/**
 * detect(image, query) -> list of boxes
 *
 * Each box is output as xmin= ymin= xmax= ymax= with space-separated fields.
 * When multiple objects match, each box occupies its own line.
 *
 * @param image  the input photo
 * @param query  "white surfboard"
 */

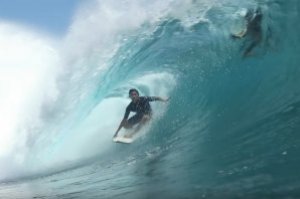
xmin=113 ymin=136 xmax=133 ymax=144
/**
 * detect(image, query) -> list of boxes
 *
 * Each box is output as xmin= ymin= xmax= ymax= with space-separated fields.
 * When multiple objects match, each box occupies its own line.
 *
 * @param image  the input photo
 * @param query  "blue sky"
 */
xmin=0 ymin=0 xmax=84 ymax=35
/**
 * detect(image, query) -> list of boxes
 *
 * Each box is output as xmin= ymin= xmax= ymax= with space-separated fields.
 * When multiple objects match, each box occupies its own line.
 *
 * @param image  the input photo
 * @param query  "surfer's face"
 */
xmin=129 ymin=91 xmax=139 ymax=102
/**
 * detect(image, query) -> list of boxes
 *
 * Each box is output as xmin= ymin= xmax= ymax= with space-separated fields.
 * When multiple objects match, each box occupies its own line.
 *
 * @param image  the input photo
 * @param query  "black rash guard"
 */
xmin=123 ymin=96 xmax=158 ymax=120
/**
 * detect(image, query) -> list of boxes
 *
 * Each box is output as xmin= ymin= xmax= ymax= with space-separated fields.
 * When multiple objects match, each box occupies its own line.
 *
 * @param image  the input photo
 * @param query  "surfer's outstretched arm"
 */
xmin=151 ymin=96 xmax=170 ymax=102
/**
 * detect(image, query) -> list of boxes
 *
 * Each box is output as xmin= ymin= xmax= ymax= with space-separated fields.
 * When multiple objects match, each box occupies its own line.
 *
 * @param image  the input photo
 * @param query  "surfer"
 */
xmin=232 ymin=8 xmax=263 ymax=57
xmin=113 ymin=88 xmax=169 ymax=138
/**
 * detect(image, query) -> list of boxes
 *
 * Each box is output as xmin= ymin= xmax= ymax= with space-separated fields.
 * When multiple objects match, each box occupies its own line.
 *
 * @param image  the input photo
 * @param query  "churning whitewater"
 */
xmin=0 ymin=0 xmax=300 ymax=198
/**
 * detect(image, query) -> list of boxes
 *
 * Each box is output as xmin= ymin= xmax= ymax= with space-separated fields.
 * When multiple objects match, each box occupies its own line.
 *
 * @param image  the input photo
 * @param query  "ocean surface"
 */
xmin=0 ymin=0 xmax=299 ymax=198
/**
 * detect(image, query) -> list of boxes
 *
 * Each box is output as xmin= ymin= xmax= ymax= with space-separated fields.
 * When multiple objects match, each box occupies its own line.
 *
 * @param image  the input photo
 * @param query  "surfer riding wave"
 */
xmin=113 ymin=88 xmax=169 ymax=138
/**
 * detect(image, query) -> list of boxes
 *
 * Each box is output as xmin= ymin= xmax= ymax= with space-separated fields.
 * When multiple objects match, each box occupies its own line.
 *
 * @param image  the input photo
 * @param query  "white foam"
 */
xmin=0 ymin=22 xmax=61 ymax=179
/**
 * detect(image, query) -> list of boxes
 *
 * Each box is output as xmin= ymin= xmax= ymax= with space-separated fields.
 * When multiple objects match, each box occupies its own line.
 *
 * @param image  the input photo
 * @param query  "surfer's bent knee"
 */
xmin=142 ymin=114 xmax=151 ymax=123
xmin=122 ymin=120 xmax=132 ymax=129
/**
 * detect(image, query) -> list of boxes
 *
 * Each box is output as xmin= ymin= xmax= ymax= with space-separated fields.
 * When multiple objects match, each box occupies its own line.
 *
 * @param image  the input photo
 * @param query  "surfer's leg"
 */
xmin=243 ymin=41 xmax=257 ymax=57
xmin=141 ymin=114 xmax=151 ymax=124
xmin=121 ymin=119 xmax=133 ymax=129
xmin=122 ymin=121 xmax=132 ymax=129
xmin=134 ymin=114 xmax=151 ymax=132
xmin=125 ymin=114 xmax=151 ymax=138
xmin=243 ymin=34 xmax=262 ymax=57
xmin=125 ymin=114 xmax=143 ymax=129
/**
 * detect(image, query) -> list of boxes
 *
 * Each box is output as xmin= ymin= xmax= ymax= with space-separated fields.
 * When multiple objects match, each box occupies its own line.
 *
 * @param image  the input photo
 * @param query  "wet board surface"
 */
xmin=113 ymin=136 xmax=133 ymax=144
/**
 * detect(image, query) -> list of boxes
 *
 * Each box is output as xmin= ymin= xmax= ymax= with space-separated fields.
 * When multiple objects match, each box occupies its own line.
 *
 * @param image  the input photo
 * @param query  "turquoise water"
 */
xmin=0 ymin=0 xmax=300 ymax=198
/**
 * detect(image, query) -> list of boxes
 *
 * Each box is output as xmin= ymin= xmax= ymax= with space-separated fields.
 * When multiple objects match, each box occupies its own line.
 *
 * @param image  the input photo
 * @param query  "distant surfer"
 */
xmin=232 ymin=8 xmax=263 ymax=57
xmin=113 ymin=88 xmax=169 ymax=138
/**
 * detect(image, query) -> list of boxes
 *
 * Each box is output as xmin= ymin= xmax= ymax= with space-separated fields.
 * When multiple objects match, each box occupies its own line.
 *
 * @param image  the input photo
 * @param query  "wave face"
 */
xmin=0 ymin=0 xmax=300 ymax=198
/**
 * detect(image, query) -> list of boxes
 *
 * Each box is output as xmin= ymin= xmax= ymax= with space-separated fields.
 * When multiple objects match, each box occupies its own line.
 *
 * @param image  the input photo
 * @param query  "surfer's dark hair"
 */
xmin=129 ymin=88 xmax=139 ymax=96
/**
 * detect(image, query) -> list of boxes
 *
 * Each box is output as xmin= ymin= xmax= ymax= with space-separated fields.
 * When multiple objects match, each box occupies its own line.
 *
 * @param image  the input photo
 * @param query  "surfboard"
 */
xmin=113 ymin=136 xmax=133 ymax=144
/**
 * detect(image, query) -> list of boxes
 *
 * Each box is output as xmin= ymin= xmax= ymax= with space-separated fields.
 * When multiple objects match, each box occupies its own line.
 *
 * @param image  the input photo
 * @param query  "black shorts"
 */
xmin=127 ymin=113 xmax=151 ymax=126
